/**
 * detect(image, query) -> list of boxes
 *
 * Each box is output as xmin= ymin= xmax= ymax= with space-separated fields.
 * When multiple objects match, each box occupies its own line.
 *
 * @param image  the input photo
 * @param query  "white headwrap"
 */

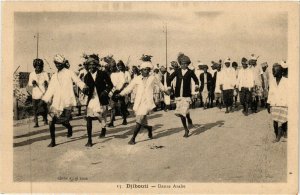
xmin=225 ymin=57 xmax=231 ymax=63
xmin=261 ymin=62 xmax=268 ymax=68
xmin=160 ymin=64 xmax=167 ymax=70
xmin=54 ymin=54 xmax=66 ymax=64
xmin=250 ymin=54 xmax=258 ymax=61
xmin=198 ymin=62 xmax=204 ymax=66
xmin=140 ymin=61 xmax=153 ymax=69
xmin=281 ymin=60 xmax=288 ymax=68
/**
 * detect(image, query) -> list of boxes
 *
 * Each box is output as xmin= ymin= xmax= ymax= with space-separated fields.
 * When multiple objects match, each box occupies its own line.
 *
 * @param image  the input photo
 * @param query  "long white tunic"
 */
xmin=237 ymin=68 xmax=255 ymax=90
xmin=219 ymin=67 xmax=236 ymax=90
xmin=267 ymin=77 xmax=288 ymax=107
xmin=42 ymin=68 xmax=85 ymax=112
xmin=111 ymin=72 xmax=126 ymax=90
xmin=120 ymin=75 xmax=166 ymax=115
xmin=251 ymin=65 xmax=263 ymax=87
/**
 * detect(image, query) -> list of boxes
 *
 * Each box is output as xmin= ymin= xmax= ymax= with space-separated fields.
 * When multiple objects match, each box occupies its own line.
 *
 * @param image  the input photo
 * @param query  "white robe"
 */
xmin=42 ymin=68 xmax=85 ymax=113
xmin=120 ymin=75 xmax=166 ymax=115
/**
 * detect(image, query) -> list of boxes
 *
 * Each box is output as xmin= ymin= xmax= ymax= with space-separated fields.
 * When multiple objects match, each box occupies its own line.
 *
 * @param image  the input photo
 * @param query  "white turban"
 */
xmin=160 ymin=65 xmax=167 ymax=70
xmin=140 ymin=61 xmax=153 ymax=69
xmin=281 ymin=60 xmax=288 ymax=68
xmin=225 ymin=57 xmax=231 ymax=63
xmin=198 ymin=62 xmax=204 ymax=66
xmin=53 ymin=54 xmax=66 ymax=64
xmin=250 ymin=54 xmax=258 ymax=61
xmin=261 ymin=62 xmax=268 ymax=68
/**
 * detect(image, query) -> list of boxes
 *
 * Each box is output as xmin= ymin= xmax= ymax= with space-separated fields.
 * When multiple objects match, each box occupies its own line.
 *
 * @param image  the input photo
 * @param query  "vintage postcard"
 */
xmin=1 ymin=1 xmax=299 ymax=194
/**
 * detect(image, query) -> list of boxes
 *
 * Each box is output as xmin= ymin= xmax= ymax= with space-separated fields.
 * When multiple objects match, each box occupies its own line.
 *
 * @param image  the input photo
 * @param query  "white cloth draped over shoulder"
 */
xmin=42 ymin=68 xmax=86 ymax=113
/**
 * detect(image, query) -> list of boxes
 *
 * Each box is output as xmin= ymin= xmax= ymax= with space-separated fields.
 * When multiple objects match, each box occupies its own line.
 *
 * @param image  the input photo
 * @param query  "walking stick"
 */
xmin=14 ymin=66 xmax=20 ymax=74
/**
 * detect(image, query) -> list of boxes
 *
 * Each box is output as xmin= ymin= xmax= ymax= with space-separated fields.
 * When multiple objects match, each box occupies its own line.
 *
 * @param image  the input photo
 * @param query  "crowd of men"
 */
xmin=27 ymin=52 xmax=288 ymax=147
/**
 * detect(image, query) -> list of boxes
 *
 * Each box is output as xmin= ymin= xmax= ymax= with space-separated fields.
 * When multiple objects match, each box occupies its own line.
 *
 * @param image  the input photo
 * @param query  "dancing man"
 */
xmin=83 ymin=54 xmax=114 ymax=147
xmin=167 ymin=53 xmax=199 ymax=137
xmin=41 ymin=54 xmax=88 ymax=147
xmin=117 ymin=54 xmax=169 ymax=145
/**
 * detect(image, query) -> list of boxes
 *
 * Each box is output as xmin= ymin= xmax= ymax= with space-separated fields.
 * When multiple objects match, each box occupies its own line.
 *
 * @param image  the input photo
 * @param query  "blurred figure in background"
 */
xmin=153 ymin=64 xmax=162 ymax=111
xmin=212 ymin=60 xmax=223 ymax=109
xmin=28 ymin=58 xmax=49 ymax=127
xmin=160 ymin=65 xmax=171 ymax=111
xmin=249 ymin=54 xmax=263 ymax=113
xmin=237 ymin=57 xmax=254 ymax=116
xmin=232 ymin=61 xmax=239 ymax=108
xmin=190 ymin=65 xmax=198 ymax=109
xmin=199 ymin=64 xmax=213 ymax=109
xmin=219 ymin=58 xmax=236 ymax=113
xmin=261 ymin=62 xmax=270 ymax=108
xmin=129 ymin=65 xmax=140 ymax=108
xmin=109 ymin=60 xmax=129 ymax=126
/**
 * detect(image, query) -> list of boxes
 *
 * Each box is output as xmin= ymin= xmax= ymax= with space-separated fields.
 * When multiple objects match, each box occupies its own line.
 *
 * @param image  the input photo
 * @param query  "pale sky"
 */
xmin=14 ymin=11 xmax=287 ymax=72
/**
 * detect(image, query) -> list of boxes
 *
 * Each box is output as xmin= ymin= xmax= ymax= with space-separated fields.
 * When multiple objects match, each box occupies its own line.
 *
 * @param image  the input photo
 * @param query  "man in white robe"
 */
xmin=41 ymin=54 xmax=88 ymax=147
xmin=118 ymin=55 xmax=169 ymax=145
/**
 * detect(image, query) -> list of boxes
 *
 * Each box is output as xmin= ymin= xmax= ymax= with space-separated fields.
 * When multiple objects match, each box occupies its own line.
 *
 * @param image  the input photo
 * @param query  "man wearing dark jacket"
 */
xmin=199 ymin=64 xmax=213 ymax=109
xmin=211 ymin=62 xmax=223 ymax=109
xmin=160 ymin=65 xmax=171 ymax=111
xmin=167 ymin=53 xmax=199 ymax=138
xmin=83 ymin=54 xmax=114 ymax=147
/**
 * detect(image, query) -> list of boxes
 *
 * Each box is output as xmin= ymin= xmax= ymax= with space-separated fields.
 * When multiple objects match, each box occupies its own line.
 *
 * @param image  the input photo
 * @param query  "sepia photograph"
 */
xmin=1 ymin=1 xmax=299 ymax=194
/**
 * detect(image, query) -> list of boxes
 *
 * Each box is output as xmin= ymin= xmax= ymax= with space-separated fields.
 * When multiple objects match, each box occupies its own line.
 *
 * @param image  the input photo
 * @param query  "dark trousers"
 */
xmin=273 ymin=121 xmax=288 ymax=141
xmin=239 ymin=88 xmax=252 ymax=113
xmin=251 ymin=96 xmax=259 ymax=112
xmin=119 ymin=96 xmax=128 ymax=118
xmin=223 ymin=89 xmax=234 ymax=107
xmin=210 ymin=90 xmax=215 ymax=107
xmin=112 ymin=96 xmax=128 ymax=118
xmin=239 ymin=88 xmax=251 ymax=107
xmin=49 ymin=109 xmax=73 ymax=144
xmin=32 ymin=99 xmax=48 ymax=125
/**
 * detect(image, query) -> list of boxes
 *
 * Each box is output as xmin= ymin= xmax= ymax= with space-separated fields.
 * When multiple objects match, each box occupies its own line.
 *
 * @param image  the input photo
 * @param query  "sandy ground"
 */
xmin=13 ymin=106 xmax=287 ymax=182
